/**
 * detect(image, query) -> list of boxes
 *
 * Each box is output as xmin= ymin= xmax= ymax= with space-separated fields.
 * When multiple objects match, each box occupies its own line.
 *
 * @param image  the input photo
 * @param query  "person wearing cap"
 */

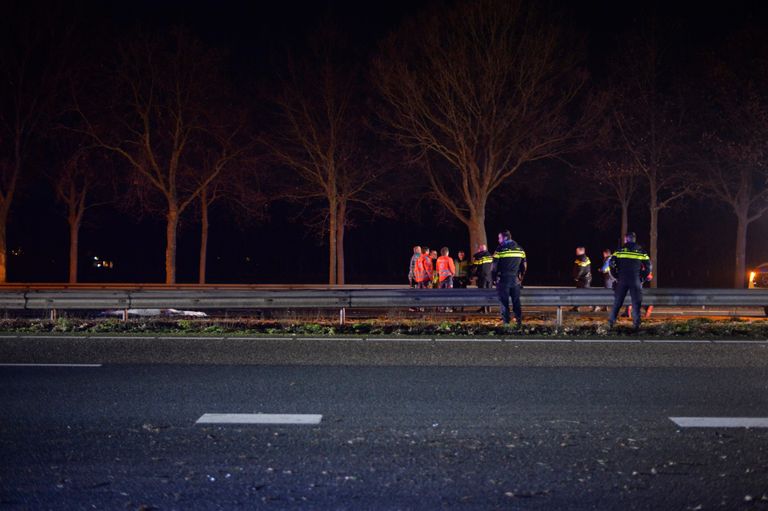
xmin=608 ymin=231 xmax=653 ymax=330
xmin=492 ymin=230 xmax=527 ymax=326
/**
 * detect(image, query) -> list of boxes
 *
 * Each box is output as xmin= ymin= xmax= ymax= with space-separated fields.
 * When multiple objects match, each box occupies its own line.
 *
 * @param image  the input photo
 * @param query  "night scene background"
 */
xmin=3 ymin=0 xmax=768 ymax=287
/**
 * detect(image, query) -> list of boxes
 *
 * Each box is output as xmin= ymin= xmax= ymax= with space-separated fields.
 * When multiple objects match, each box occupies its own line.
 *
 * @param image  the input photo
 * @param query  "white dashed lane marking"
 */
xmin=0 ymin=363 xmax=102 ymax=367
xmin=670 ymin=417 xmax=768 ymax=428
xmin=196 ymin=413 xmax=322 ymax=425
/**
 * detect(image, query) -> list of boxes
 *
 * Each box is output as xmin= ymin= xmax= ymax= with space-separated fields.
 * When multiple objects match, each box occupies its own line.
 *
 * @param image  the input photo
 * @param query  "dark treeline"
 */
xmin=2 ymin=0 xmax=768 ymax=287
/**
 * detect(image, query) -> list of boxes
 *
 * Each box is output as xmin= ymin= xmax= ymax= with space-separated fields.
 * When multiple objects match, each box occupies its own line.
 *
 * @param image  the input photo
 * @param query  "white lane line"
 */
xmin=644 ymin=340 xmax=712 ymax=344
xmin=196 ymin=413 xmax=322 ymax=425
xmin=0 ymin=363 xmax=102 ymax=367
xmin=712 ymin=340 xmax=768 ymax=344
xmin=670 ymin=417 xmax=768 ymax=428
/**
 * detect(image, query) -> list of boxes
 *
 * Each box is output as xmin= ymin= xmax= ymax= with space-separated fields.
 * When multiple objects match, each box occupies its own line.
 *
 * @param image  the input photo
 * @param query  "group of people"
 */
xmin=407 ymin=231 xmax=527 ymax=326
xmin=408 ymin=230 xmax=653 ymax=330
xmin=571 ymin=232 xmax=654 ymax=329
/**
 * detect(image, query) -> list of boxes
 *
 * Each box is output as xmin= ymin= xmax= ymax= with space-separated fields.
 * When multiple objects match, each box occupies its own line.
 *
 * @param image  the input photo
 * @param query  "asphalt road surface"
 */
xmin=2 ymin=336 xmax=768 ymax=510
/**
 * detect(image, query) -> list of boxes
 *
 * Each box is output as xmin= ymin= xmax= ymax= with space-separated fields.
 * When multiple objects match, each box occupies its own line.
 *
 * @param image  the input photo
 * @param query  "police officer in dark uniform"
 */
xmin=573 ymin=247 xmax=592 ymax=288
xmin=471 ymin=244 xmax=494 ymax=313
xmin=471 ymin=244 xmax=494 ymax=289
xmin=492 ymin=230 xmax=527 ymax=326
xmin=608 ymin=232 xmax=652 ymax=330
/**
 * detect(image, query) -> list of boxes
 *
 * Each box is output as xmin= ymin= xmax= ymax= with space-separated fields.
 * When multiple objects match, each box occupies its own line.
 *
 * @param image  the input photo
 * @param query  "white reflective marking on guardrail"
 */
xmin=505 ymin=338 xmax=572 ymax=343
xmin=0 ymin=363 xmax=102 ymax=367
xmin=432 ymin=338 xmax=502 ymax=342
xmin=196 ymin=413 xmax=322 ymax=425
xmin=573 ymin=339 xmax=642 ymax=343
xmin=670 ymin=417 xmax=768 ymax=428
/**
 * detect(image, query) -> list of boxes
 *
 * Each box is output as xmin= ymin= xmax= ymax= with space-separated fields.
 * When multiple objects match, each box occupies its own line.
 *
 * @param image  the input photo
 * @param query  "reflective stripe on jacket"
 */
xmin=436 ymin=256 xmax=456 ymax=281
xmin=413 ymin=254 xmax=433 ymax=282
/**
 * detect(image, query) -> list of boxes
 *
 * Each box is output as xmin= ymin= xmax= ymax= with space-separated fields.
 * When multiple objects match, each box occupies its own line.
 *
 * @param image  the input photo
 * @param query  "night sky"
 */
xmin=6 ymin=0 xmax=768 ymax=286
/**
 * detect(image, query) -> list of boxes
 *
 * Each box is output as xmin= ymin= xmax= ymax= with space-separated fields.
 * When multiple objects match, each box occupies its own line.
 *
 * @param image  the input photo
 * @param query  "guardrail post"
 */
xmin=339 ymin=307 xmax=346 ymax=326
xmin=555 ymin=306 xmax=563 ymax=327
xmin=50 ymin=308 xmax=57 ymax=321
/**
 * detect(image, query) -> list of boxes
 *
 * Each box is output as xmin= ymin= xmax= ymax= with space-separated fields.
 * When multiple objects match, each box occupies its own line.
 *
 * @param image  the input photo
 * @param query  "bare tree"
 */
xmin=590 ymin=160 xmax=640 ymax=243
xmin=74 ymin=29 xmax=233 ymax=284
xmin=374 ymin=0 xmax=595 ymax=252
xmin=192 ymin=134 xmax=257 ymax=284
xmin=699 ymin=41 xmax=768 ymax=288
xmin=611 ymin=29 xmax=695 ymax=287
xmin=262 ymin=38 xmax=388 ymax=285
xmin=51 ymin=147 xmax=107 ymax=283
xmin=0 ymin=7 xmax=68 ymax=282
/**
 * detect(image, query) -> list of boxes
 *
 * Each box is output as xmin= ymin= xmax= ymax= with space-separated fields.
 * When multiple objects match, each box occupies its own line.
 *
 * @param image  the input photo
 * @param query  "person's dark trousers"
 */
xmin=497 ymin=277 xmax=522 ymax=325
xmin=479 ymin=278 xmax=493 ymax=312
xmin=609 ymin=280 xmax=642 ymax=328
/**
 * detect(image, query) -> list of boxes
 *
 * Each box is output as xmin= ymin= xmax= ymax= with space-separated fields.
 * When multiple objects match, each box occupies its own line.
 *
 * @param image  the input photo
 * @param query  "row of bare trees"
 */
xmin=3 ymin=1 xmax=768 ymax=286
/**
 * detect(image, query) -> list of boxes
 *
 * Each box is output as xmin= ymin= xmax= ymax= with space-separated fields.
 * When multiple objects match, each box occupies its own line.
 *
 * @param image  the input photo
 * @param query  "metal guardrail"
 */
xmin=1 ymin=287 xmax=767 ymax=325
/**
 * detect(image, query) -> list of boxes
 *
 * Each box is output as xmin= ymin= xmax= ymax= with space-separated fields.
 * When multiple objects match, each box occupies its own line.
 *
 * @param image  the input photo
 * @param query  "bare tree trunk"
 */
xmin=68 ymin=213 xmax=80 ymax=283
xmin=199 ymin=191 xmax=209 ymax=285
xmin=328 ymin=199 xmax=337 ymax=285
xmin=648 ymin=183 xmax=659 ymax=288
xmin=0 ymin=205 xmax=8 ymax=283
xmin=336 ymin=200 xmax=346 ymax=285
xmin=165 ymin=206 xmax=179 ymax=285
xmin=734 ymin=208 xmax=748 ymax=289
xmin=620 ymin=199 xmax=629 ymax=244
xmin=468 ymin=213 xmax=487 ymax=253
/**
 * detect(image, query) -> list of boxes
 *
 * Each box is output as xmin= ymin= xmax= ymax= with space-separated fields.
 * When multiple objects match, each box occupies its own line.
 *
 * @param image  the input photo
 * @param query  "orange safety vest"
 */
xmin=436 ymin=256 xmax=456 ymax=281
xmin=413 ymin=254 xmax=433 ymax=282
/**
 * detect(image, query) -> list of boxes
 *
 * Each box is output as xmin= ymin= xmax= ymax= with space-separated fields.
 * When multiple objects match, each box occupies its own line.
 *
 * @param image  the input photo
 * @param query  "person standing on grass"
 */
xmin=608 ymin=232 xmax=652 ymax=331
xmin=492 ymin=230 xmax=527 ymax=327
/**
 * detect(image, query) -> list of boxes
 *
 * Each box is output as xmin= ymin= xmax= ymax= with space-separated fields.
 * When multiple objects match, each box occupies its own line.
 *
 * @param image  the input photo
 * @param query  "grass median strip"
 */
xmin=1 ymin=316 xmax=768 ymax=340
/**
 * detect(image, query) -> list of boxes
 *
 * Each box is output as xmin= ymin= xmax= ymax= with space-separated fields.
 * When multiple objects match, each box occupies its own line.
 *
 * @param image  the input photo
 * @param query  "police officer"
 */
xmin=471 ymin=244 xmax=493 ymax=289
xmin=492 ymin=230 xmax=527 ymax=326
xmin=608 ymin=232 xmax=652 ymax=330
xmin=472 ymin=244 xmax=494 ymax=313
xmin=573 ymin=247 xmax=592 ymax=288
xmin=572 ymin=246 xmax=592 ymax=312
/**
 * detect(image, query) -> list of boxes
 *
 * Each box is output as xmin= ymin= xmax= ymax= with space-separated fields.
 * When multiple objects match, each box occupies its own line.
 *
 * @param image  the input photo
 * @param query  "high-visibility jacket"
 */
xmin=436 ymin=256 xmax=456 ymax=282
xmin=491 ymin=241 xmax=527 ymax=282
xmin=454 ymin=258 xmax=469 ymax=278
xmin=471 ymin=250 xmax=493 ymax=283
xmin=413 ymin=254 xmax=433 ymax=283
xmin=609 ymin=243 xmax=652 ymax=283
xmin=573 ymin=254 xmax=592 ymax=283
